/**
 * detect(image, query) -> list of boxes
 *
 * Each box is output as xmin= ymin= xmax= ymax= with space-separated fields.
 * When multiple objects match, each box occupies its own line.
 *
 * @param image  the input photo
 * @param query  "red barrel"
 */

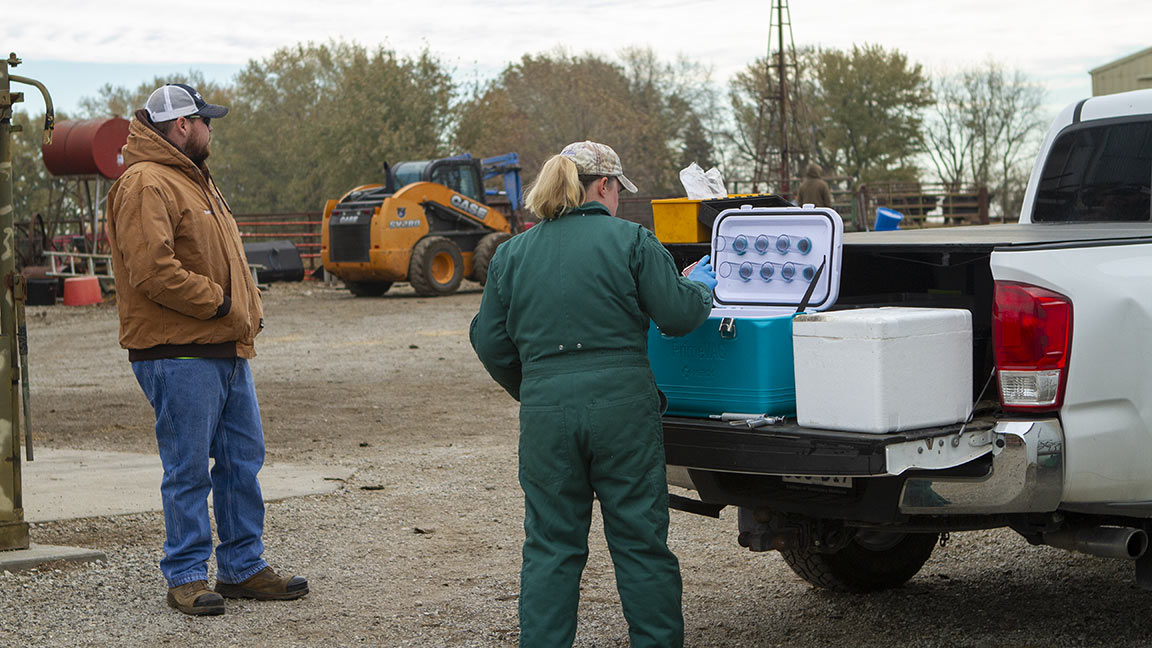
xmin=41 ymin=118 xmax=130 ymax=179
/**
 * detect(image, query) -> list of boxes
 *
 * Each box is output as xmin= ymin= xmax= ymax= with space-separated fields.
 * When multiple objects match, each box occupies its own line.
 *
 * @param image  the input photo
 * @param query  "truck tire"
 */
xmin=470 ymin=231 xmax=512 ymax=285
xmin=409 ymin=236 xmax=464 ymax=296
xmin=780 ymin=530 xmax=938 ymax=592
xmin=345 ymin=280 xmax=392 ymax=297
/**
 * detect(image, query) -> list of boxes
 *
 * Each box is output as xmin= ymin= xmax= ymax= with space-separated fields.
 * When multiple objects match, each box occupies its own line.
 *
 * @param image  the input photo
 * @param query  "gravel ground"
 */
xmin=4 ymin=281 xmax=1152 ymax=647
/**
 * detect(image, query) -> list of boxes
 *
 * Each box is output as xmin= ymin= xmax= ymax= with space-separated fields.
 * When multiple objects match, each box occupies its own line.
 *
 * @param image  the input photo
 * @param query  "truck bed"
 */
xmin=659 ymin=221 xmax=1152 ymax=481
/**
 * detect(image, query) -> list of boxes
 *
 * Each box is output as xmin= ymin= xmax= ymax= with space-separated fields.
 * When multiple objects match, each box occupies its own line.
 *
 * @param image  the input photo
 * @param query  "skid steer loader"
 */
xmin=321 ymin=153 xmax=522 ymax=297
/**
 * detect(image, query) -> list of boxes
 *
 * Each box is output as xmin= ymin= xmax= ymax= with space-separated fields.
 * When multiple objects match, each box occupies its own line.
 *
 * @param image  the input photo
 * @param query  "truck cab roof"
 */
xmin=1019 ymin=88 xmax=1152 ymax=224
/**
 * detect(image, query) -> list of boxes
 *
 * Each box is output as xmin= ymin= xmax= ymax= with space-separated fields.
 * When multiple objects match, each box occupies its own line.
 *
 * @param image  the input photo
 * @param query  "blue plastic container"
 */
xmin=874 ymin=207 xmax=904 ymax=231
xmin=648 ymin=315 xmax=797 ymax=417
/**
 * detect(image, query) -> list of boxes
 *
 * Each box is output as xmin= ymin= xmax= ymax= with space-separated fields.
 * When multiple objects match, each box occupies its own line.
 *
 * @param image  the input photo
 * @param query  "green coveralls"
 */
xmin=470 ymin=201 xmax=712 ymax=647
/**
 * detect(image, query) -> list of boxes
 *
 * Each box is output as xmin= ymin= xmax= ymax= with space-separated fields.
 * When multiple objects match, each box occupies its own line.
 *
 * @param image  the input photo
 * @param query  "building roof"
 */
xmin=1090 ymin=45 xmax=1152 ymax=75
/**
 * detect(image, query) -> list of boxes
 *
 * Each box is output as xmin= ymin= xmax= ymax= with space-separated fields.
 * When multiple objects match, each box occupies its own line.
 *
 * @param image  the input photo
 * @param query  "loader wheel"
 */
xmin=779 ymin=530 xmax=938 ymax=592
xmin=409 ymin=236 xmax=464 ymax=296
xmin=345 ymin=280 xmax=392 ymax=297
xmin=470 ymin=231 xmax=512 ymax=286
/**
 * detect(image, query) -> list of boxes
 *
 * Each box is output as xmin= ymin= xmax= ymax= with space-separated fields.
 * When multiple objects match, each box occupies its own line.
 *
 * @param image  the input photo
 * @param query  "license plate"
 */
xmin=780 ymin=475 xmax=854 ymax=488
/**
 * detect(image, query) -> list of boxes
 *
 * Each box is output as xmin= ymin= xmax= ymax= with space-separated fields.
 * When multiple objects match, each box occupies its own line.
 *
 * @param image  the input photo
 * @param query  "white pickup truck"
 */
xmin=663 ymin=88 xmax=1152 ymax=591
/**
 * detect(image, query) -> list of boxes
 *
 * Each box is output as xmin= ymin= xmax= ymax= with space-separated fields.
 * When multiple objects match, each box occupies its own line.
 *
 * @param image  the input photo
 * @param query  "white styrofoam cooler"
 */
xmin=792 ymin=307 xmax=972 ymax=433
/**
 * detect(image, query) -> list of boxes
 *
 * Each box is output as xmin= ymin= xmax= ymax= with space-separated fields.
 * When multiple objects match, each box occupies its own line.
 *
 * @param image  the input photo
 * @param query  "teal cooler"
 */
xmin=648 ymin=314 xmax=796 ymax=417
xmin=648 ymin=205 xmax=844 ymax=418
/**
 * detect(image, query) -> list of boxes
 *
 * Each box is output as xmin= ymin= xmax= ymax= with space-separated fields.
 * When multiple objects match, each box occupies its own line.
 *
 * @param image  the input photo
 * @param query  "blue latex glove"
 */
xmin=688 ymin=254 xmax=718 ymax=290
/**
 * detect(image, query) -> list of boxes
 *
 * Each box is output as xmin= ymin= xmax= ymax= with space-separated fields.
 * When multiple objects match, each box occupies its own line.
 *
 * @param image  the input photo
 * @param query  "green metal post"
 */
xmin=0 ymin=52 xmax=52 ymax=551
xmin=0 ymin=51 xmax=28 ymax=551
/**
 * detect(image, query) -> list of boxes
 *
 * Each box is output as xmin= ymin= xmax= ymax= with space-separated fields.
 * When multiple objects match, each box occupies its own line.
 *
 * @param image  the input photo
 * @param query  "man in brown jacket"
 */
xmin=796 ymin=162 xmax=833 ymax=208
xmin=106 ymin=84 xmax=307 ymax=616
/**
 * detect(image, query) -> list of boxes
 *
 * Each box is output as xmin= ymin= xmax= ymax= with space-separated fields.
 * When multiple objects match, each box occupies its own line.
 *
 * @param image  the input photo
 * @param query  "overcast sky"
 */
xmin=5 ymin=0 xmax=1149 ymax=123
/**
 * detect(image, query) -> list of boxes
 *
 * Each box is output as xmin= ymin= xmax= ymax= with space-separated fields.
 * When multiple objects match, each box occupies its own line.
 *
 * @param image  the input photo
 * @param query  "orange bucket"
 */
xmin=62 ymin=276 xmax=102 ymax=306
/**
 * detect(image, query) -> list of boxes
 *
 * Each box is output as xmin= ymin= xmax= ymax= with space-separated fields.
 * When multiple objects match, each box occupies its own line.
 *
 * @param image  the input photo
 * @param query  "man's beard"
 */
xmin=183 ymin=132 xmax=211 ymax=165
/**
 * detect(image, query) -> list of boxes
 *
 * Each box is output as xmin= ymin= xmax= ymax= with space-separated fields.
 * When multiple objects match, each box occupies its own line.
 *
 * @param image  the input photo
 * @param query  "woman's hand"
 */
xmin=687 ymin=255 xmax=717 ymax=290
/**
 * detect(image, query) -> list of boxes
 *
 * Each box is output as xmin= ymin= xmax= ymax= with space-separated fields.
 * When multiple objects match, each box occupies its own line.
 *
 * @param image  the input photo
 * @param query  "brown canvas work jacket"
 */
xmin=796 ymin=163 xmax=833 ymax=208
xmin=106 ymin=111 xmax=263 ymax=360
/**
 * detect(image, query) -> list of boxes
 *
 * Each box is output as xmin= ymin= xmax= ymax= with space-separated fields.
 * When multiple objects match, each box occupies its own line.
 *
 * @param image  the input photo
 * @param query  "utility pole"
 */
xmin=776 ymin=0 xmax=789 ymax=197
xmin=0 ymin=52 xmax=52 ymax=551
xmin=768 ymin=0 xmax=799 ymax=199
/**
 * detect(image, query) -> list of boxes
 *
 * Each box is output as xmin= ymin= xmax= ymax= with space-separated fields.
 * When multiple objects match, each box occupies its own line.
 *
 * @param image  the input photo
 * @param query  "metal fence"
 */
xmin=43 ymin=250 xmax=113 ymax=279
xmin=719 ymin=178 xmax=994 ymax=231
xmin=233 ymin=212 xmax=323 ymax=270
xmin=857 ymin=182 xmax=990 ymax=230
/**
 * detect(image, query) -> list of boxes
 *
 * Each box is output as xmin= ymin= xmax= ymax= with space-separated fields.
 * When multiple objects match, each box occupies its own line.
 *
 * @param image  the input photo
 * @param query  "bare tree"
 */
xmin=993 ymin=68 xmax=1046 ymax=220
xmin=618 ymin=48 xmax=723 ymax=174
xmin=924 ymin=73 xmax=975 ymax=190
xmin=963 ymin=66 xmax=1001 ymax=189
xmin=922 ymin=61 xmax=1046 ymax=219
xmin=727 ymin=57 xmax=778 ymax=191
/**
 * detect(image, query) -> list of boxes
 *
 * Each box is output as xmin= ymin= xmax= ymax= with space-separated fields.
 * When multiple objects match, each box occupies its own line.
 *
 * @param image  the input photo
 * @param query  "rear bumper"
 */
xmin=898 ymin=419 xmax=1064 ymax=514
xmin=663 ymin=417 xmax=1064 ymax=517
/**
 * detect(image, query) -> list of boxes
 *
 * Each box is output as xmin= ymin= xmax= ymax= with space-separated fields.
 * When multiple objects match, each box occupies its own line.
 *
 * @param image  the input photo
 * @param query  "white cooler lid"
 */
xmin=710 ymin=205 xmax=843 ymax=316
xmin=793 ymin=307 xmax=973 ymax=339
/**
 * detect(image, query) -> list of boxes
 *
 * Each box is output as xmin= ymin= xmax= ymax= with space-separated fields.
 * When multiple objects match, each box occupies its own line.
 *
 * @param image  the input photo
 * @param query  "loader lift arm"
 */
xmin=481 ymin=152 xmax=523 ymax=212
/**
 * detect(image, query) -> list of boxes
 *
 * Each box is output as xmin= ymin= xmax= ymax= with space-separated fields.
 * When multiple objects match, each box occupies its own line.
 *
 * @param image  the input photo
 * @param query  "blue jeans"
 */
xmin=132 ymin=358 xmax=269 ymax=587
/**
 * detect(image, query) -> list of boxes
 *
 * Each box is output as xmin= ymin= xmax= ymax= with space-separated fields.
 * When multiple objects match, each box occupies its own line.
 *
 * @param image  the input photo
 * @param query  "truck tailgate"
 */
xmin=663 ymin=415 xmax=994 ymax=477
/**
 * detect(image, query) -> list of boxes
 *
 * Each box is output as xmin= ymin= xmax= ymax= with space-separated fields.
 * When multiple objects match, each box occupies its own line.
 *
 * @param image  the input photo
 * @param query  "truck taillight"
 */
xmin=993 ymin=281 xmax=1073 ymax=411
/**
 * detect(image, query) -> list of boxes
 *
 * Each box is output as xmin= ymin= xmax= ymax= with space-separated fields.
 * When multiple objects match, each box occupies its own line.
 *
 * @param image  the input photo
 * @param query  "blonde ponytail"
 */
xmin=525 ymin=155 xmax=585 ymax=220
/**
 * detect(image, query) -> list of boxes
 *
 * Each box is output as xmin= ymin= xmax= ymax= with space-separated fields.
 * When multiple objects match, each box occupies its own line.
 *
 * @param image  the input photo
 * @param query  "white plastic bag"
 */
xmin=679 ymin=162 xmax=728 ymax=200
xmin=703 ymin=167 xmax=728 ymax=197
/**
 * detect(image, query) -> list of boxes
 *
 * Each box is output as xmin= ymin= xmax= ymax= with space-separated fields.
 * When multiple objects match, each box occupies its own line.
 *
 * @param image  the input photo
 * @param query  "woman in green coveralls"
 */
xmin=470 ymin=141 xmax=718 ymax=647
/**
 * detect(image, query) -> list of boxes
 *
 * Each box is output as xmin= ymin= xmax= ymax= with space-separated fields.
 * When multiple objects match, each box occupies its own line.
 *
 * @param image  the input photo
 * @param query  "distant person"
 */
xmin=105 ymin=84 xmax=308 ymax=616
xmin=796 ymin=162 xmax=833 ymax=207
xmin=470 ymin=140 xmax=716 ymax=647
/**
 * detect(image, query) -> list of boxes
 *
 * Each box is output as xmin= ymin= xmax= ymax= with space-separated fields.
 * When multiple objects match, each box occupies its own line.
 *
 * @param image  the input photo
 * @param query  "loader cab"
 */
xmin=393 ymin=158 xmax=486 ymax=204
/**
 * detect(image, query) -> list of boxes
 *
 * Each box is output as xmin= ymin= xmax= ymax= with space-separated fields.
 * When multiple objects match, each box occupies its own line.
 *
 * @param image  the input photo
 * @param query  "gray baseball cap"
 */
xmin=145 ymin=83 xmax=228 ymax=122
xmin=560 ymin=141 xmax=638 ymax=193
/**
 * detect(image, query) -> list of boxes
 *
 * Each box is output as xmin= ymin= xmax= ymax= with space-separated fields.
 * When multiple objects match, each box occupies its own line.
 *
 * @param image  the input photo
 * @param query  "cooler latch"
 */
xmin=718 ymin=317 xmax=736 ymax=339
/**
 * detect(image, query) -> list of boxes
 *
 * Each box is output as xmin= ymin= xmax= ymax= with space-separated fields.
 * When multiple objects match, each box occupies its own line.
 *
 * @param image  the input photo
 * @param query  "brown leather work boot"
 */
xmin=167 ymin=580 xmax=226 ymax=616
xmin=215 ymin=566 xmax=309 ymax=601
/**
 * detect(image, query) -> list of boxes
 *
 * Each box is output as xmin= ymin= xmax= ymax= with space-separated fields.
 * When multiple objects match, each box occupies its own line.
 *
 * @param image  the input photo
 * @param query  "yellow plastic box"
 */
xmin=651 ymin=195 xmax=794 ymax=244
xmin=651 ymin=198 xmax=706 ymax=243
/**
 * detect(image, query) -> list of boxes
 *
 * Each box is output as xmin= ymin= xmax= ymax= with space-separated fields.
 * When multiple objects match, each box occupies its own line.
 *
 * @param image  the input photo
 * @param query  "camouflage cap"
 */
xmin=560 ymin=141 xmax=638 ymax=193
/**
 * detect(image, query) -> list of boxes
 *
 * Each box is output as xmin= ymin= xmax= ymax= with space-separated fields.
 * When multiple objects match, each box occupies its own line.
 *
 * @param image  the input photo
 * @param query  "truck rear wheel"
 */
xmin=345 ymin=280 xmax=392 ymax=297
xmin=780 ymin=530 xmax=938 ymax=592
xmin=470 ymin=231 xmax=512 ymax=286
xmin=409 ymin=236 xmax=464 ymax=296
